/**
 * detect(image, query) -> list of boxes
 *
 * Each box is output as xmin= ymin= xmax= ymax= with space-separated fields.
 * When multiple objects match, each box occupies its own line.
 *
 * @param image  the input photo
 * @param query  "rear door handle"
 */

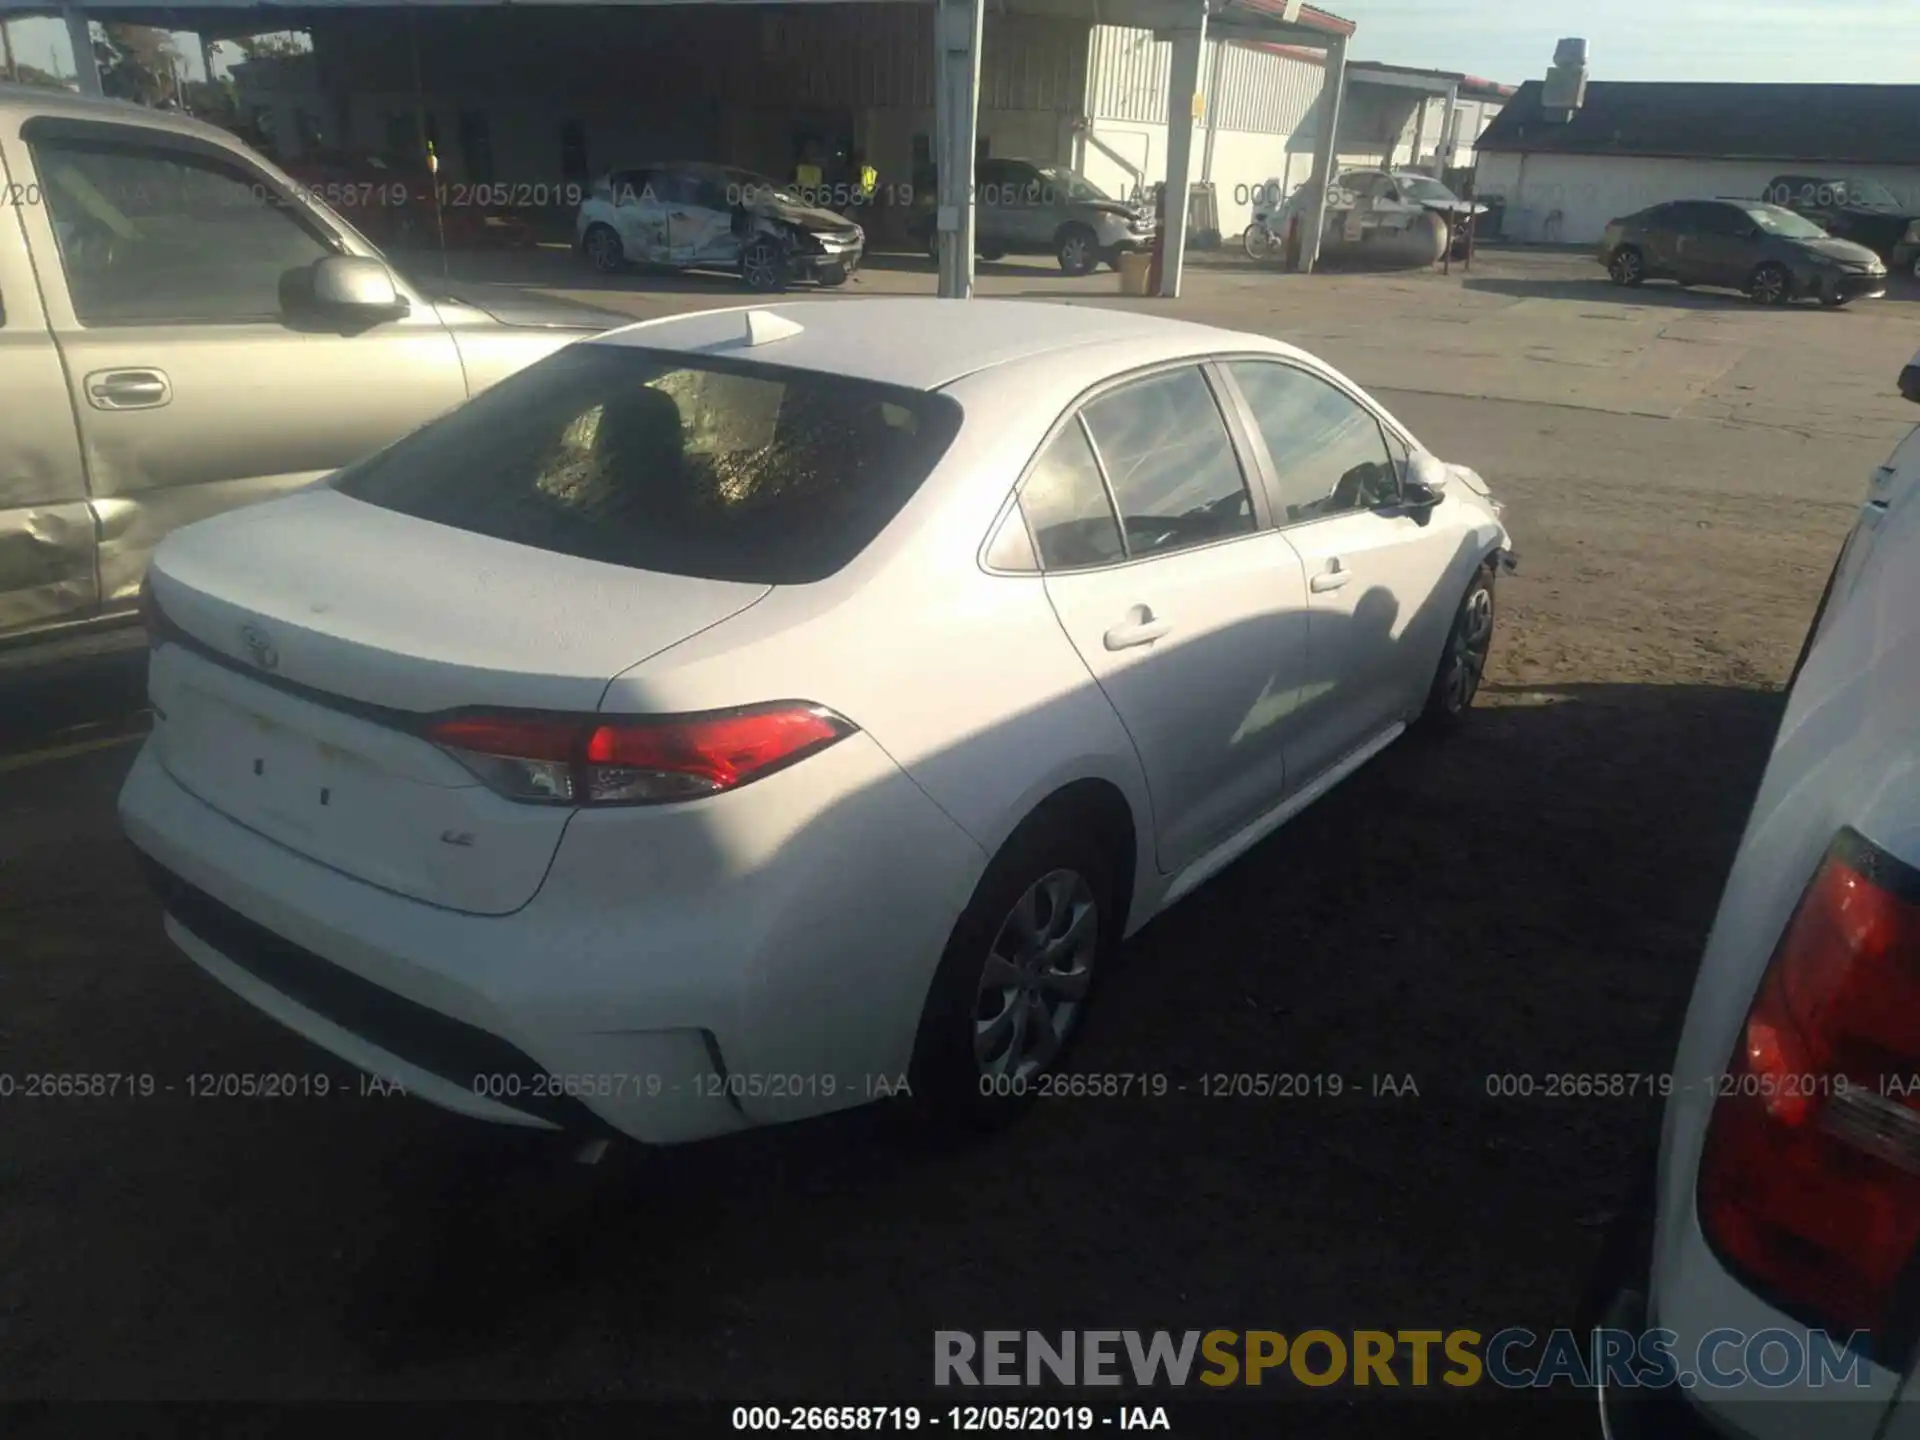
xmin=1103 ymin=610 xmax=1172 ymax=651
xmin=85 ymin=368 xmax=172 ymax=411
xmin=1310 ymin=563 xmax=1352 ymax=593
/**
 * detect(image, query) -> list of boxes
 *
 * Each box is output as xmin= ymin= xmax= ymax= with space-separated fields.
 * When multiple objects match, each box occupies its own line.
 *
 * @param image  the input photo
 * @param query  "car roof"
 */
xmin=0 ymin=83 xmax=246 ymax=146
xmin=590 ymin=298 xmax=1278 ymax=391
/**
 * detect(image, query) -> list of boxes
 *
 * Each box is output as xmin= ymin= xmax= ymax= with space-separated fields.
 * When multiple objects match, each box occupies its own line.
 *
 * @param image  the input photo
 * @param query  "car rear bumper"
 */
xmin=118 ymin=732 xmax=981 ymax=1145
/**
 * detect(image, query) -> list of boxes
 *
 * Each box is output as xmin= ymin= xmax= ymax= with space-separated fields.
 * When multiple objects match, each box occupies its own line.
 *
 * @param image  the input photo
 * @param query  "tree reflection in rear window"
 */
xmin=332 ymin=343 xmax=963 ymax=585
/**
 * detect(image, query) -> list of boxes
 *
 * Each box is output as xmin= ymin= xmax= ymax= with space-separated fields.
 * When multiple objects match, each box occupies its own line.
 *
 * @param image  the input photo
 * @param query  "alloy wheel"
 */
xmin=742 ymin=239 xmax=784 ymax=291
xmin=974 ymin=869 xmax=1097 ymax=1081
xmin=1751 ymin=264 xmax=1790 ymax=305
xmin=1609 ymin=249 xmax=1642 ymax=285
xmin=1443 ymin=586 xmax=1495 ymax=714
xmin=584 ymin=227 xmax=623 ymax=273
xmin=1058 ymin=232 xmax=1093 ymax=275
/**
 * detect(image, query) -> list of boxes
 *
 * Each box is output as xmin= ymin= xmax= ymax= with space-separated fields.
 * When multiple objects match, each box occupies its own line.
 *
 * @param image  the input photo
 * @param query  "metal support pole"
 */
xmin=1198 ymin=35 xmax=1224 ymax=186
xmin=1156 ymin=3 xmax=1206 ymax=298
xmin=63 ymin=4 xmax=101 ymax=97
xmin=932 ymin=0 xmax=983 ymax=299
xmin=1 ymin=20 xmax=17 ymax=83
xmin=1436 ymin=82 xmax=1458 ymax=176
xmin=1300 ymin=34 xmax=1347 ymax=275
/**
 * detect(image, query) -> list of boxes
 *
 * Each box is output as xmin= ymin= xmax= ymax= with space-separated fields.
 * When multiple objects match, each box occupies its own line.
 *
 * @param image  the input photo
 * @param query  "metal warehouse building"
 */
xmin=4 ymin=0 xmax=1510 ymax=292
xmin=1476 ymin=80 xmax=1920 ymax=246
xmin=6 ymin=0 xmax=1357 ymax=290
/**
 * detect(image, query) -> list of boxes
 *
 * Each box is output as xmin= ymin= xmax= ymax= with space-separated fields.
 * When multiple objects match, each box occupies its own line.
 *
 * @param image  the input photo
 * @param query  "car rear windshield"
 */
xmin=331 ymin=343 xmax=963 ymax=585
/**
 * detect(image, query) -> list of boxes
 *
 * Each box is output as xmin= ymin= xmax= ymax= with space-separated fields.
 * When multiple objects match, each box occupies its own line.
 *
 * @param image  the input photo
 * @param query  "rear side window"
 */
xmin=1019 ymin=421 xmax=1124 ymax=571
xmin=333 ymin=345 xmax=962 ymax=585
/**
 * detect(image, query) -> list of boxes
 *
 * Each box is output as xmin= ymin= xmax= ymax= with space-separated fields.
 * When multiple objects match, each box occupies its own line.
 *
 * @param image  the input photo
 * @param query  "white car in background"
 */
xmin=1596 ymin=350 xmax=1920 ymax=1440
xmin=119 ymin=299 xmax=1512 ymax=1147
xmin=574 ymin=161 xmax=864 ymax=292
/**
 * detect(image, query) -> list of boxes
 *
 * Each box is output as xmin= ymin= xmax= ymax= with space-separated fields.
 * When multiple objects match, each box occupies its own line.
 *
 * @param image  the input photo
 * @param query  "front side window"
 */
xmin=1747 ymin=204 xmax=1829 ymax=240
xmin=333 ymin=344 xmax=963 ymax=585
xmin=1398 ymin=175 xmax=1458 ymax=205
xmin=1079 ymin=367 xmax=1254 ymax=559
xmin=1227 ymin=361 xmax=1399 ymax=523
xmin=29 ymin=133 xmax=334 ymax=325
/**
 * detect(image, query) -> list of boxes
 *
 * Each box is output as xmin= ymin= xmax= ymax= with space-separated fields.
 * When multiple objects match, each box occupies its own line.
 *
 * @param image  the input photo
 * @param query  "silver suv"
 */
xmin=0 ymin=85 xmax=623 ymax=655
xmin=912 ymin=158 xmax=1156 ymax=275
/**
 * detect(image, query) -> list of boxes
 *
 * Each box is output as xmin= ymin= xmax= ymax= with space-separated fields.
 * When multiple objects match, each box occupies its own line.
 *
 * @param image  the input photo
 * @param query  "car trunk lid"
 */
xmin=144 ymin=487 xmax=768 ymax=914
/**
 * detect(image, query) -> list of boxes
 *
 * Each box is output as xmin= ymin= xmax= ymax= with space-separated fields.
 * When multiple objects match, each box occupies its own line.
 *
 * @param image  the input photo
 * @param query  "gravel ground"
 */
xmin=1 ymin=251 xmax=1914 ymax=1432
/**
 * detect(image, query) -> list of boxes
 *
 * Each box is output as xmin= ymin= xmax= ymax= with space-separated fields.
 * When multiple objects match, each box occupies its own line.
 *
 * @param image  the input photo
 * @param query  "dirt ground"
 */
xmin=2 ymin=248 xmax=1916 ymax=1430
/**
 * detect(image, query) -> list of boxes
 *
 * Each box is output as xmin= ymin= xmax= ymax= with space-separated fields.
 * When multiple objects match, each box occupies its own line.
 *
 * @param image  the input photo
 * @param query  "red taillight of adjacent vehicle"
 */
xmin=1698 ymin=829 xmax=1920 ymax=1337
xmin=424 ymin=703 xmax=857 ymax=806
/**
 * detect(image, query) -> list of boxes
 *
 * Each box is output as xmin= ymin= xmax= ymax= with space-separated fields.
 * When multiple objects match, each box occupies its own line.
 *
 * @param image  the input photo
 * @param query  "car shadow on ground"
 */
xmin=0 ymin=665 xmax=1787 ymax=1413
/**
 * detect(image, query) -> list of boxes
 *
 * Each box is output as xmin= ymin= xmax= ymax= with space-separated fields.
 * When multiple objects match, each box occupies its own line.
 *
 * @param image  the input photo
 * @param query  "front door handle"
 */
xmin=85 ymin=368 xmax=172 ymax=411
xmin=1310 ymin=562 xmax=1352 ymax=594
xmin=1103 ymin=607 xmax=1172 ymax=651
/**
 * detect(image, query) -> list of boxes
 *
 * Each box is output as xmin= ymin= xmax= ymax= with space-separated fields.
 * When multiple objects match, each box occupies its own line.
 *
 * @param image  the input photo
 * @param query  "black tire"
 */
xmin=1420 ymin=564 xmax=1497 ymax=730
xmin=1607 ymin=245 xmax=1645 ymax=287
xmin=1056 ymin=223 xmax=1098 ymax=277
xmin=818 ymin=268 xmax=851 ymax=288
xmin=1749 ymin=261 xmax=1792 ymax=306
xmin=979 ymin=245 xmax=1006 ymax=262
xmin=581 ymin=223 xmax=625 ymax=274
xmin=908 ymin=808 xmax=1118 ymax=1132
xmin=740 ymin=236 xmax=788 ymax=293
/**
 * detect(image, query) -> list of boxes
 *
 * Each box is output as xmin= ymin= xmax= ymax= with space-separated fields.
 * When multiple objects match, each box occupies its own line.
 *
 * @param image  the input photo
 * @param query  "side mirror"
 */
xmin=299 ymin=255 xmax=409 ymax=322
xmin=1406 ymin=450 xmax=1452 ymax=495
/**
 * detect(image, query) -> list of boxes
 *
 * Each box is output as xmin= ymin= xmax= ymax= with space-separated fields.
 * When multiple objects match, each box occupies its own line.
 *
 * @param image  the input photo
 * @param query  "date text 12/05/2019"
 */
xmin=729 ymin=1405 xmax=1173 ymax=1431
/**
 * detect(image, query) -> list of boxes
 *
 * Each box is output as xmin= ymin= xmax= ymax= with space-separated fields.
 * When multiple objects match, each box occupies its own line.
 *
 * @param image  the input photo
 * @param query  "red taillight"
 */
xmin=1698 ymin=830 xmax=1920 ymax=1336
xmin=424 ymin=703 xmax=856 ymax=806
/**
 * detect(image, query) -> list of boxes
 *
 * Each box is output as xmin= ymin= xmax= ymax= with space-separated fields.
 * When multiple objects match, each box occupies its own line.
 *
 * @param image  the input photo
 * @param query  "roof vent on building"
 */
xmin=1541 ymin=37 xmax=1589 ymax=123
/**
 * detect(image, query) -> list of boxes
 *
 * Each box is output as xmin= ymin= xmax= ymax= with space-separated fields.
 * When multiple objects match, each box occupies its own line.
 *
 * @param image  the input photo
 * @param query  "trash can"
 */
xmin=1116 ymin=251 xmax=1152 ymax=295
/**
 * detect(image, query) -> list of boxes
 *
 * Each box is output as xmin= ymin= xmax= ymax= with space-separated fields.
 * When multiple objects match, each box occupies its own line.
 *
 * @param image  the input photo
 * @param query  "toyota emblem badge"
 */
xmin=239 ymin=622 xmax=279 ymax=672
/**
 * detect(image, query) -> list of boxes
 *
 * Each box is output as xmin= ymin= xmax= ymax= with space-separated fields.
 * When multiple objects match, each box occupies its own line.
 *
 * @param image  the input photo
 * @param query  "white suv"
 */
xmin=1598 ymin=350 xmax=1920 ymax=1438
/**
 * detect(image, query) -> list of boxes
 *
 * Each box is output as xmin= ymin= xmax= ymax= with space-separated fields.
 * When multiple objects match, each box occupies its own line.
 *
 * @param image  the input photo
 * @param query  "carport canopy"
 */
xmin=0 ymin=0 xmax=1356 ymax=296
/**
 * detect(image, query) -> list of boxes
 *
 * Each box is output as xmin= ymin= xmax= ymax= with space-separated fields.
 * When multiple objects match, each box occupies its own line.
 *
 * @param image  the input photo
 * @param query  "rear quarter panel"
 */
xmin=1649 ymin=429 xmax=1920 ymax=1432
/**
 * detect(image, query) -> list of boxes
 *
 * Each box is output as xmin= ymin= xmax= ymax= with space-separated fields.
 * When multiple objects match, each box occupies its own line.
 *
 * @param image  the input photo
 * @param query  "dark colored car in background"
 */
xmin=1599 ymin=198 xmax=1888 ymax=307
xmin=1766 ymin=174 xmax=1920 ymax=280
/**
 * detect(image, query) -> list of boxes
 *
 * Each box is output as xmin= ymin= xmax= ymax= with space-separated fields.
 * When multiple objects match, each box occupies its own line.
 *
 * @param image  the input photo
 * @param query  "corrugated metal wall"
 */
xmin=1086 ymin=26 xmax=1325 ymax=137
xmin=1086 ymin=25 xmax=1167 ymax=124
xmin=1212 ymin=42 xmax=1326 ymax=136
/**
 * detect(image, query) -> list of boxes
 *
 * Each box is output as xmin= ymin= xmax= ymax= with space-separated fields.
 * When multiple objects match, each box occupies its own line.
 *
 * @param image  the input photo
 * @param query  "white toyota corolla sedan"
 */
xmin=119 ymin=298 xmax=1513 ymax=1146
